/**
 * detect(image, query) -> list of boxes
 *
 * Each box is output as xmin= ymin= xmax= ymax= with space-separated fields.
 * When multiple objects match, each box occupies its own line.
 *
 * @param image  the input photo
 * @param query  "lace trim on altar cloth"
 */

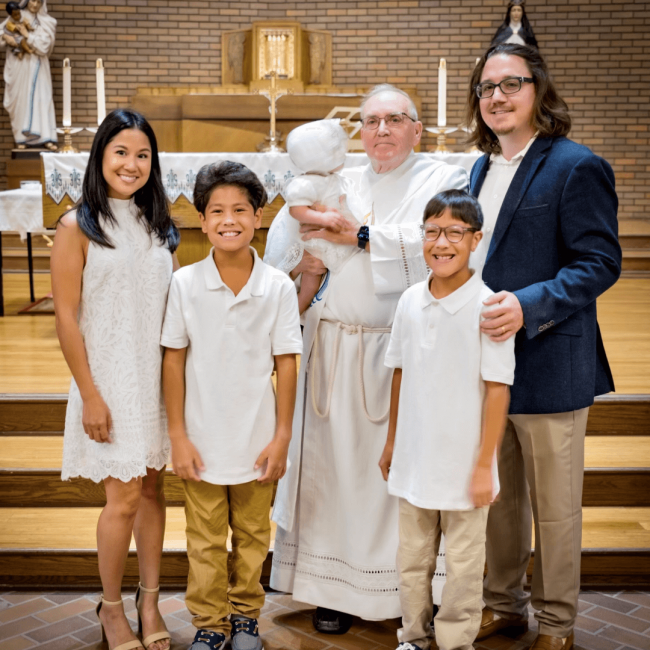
xmin=273 ymin=539 xmax=399 ymax=594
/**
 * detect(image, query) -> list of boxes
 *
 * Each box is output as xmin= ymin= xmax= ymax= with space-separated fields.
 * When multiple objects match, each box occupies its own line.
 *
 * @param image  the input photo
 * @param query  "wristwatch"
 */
xmin=357 ymin=225 xmax=370 ymax=250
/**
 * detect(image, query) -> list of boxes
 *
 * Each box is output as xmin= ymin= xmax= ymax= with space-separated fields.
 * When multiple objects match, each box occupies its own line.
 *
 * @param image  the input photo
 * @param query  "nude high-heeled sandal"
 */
xmin=135 ymin=583 xmax=171 ymax=650
xmin=96 ymin=596 xmax=144 ymax=650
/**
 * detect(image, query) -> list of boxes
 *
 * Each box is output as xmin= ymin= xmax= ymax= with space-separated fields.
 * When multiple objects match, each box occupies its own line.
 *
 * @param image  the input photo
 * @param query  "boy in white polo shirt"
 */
xmin=161 ymin=161 xmax=302 ymax=650
xmin=379 ymin=189 xmax=515 ymax=650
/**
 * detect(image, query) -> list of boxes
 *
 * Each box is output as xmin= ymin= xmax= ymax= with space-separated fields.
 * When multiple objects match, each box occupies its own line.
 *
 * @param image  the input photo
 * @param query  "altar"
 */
xmin=40 ymin=151 xmax=481 ymax=267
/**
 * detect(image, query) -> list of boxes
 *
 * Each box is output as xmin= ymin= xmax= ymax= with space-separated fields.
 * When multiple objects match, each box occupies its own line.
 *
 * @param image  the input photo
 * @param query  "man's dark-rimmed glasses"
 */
xmin=475 ymin=76 xmax=534 ymax=99
xmin=360 ymin=112 xmax=416 ymax=130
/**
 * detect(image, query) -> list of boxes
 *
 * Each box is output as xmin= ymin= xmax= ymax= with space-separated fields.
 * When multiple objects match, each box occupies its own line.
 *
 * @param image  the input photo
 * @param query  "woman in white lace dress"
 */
xmin=51 ymin=109 xmax=179 ymax=650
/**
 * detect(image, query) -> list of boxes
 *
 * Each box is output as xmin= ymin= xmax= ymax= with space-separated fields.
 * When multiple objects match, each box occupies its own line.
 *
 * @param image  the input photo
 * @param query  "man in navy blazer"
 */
xmin=466 ymin=44 xmax=621 ymax=650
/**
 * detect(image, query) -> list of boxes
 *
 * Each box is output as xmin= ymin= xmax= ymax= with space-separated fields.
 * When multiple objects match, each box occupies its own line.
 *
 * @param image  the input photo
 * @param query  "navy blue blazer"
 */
xmin=470 ymin=136 xmax=622 ymax=414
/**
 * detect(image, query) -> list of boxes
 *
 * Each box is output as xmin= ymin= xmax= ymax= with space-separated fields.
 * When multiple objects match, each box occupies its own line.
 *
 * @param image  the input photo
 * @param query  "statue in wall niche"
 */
xmin=309 ymin=32 xmax=327 ymax=85
xmin=227 ymin=32 xmax=246 ymax=85
xmin=490 ymin=0 xmax=538 ymax=49
xmin=0 ymin=0 xmax=57 ymax=149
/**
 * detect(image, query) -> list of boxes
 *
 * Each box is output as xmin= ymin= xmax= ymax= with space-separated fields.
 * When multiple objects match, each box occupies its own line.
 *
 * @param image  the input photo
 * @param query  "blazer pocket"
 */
xmin=514 ymin=204 xmax=550 ymax=219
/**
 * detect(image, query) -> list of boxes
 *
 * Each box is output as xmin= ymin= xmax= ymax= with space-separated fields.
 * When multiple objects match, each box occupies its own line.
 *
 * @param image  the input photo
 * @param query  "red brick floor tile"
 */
xmin=356 ymin=624 xmax=401 ymax=648
xmin=71 ymin=623 xmax=103 ymax=645
xmin=43 ymin=635 xmax=86 ymax=650
xmin=159 ymin=598 xmax=187 ymax=616
xmin=35 ymin=597 xmax=96 ymax=624
xmin=0 ymin=616 xmax=45 ymax=642
xmin=262 ymin=625 xmax=331 ymax=650
xmin=615 ymin=594 xmax=650 ymax=608
xmin=45 ymin=593 xmax=94 ymax=605
xmin=0 ymin=599 xmax=55 ymax=625
xmin=574 ymin=614 xmax=607 ymax=634
xmin=25 ymin=615 xmax=92 ymax=644
xmin=630 ymin=607 xmax=650 ymax=622
xmin=580 ymin=593 xmax=638 ymax=614
xmin=0 ymin=596 xmax=42 ymax=606
xmin=0 ymin=637 xmax=37 ymax=650
xmin=573 ymin=629 xmax=621 ymax=650
xmin=599 ymin=626 xmax=650 ymax=650
xmin=582 ymin=606 xmax=650 ymax=633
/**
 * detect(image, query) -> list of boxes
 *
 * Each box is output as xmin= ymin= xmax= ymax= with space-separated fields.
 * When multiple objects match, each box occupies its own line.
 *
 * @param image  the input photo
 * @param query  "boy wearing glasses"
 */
xmin=379 ymin=189 xmax=515 ymax=650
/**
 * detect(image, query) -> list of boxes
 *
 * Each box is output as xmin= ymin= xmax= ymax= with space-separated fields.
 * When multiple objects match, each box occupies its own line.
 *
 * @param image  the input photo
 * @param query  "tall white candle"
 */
xmin=62 ymin=58 xmax=71 ymax=127
xmin=96 ymin=59 xmax=106 ymax=125
xmin=438 ymin=58 xmax=447 ymax=127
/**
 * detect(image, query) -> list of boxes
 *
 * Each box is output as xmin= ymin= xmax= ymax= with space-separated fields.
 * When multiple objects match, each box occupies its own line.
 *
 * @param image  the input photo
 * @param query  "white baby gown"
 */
xmin=264 ymin=172 xmax=363 ymax=274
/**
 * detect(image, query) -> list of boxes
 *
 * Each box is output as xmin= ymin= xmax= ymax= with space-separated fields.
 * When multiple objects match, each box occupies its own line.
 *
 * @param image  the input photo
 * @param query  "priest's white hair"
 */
xmin=360 ymin=84 xmax=418 ymax=121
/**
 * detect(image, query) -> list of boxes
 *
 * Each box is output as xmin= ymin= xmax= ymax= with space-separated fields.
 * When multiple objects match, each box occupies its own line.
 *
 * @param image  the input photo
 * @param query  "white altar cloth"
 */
xmin=0 ymin=183 xmax=45 ymax=239
xmin=42 ymin=152 xmax=482 ymax=206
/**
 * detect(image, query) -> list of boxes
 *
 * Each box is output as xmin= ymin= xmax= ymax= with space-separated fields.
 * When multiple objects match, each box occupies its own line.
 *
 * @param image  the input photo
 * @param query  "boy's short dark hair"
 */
xmin=6 ymin=2 xmax=20 ymax=14
xmin=423 ymin=189 xmax=484 ymax=230
xmin=193 ymin=161 xmax=268 ymax=215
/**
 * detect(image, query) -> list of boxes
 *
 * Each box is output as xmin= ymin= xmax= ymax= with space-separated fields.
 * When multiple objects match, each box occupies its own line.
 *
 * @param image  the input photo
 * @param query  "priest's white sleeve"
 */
xmin=368 ymin=164 xmax=468 ymax=296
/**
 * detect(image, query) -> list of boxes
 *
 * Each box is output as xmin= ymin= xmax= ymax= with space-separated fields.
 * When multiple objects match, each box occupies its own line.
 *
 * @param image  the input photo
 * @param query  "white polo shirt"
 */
xmin=384 ymin=272 xmax=515 ymax=510
xmin=161 ymin=248 xmax=303 ymax=485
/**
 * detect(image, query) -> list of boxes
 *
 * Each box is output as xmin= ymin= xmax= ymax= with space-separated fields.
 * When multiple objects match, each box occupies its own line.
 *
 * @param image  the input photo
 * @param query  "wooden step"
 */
xmin=0 ymin=507 xmax=646 ymax=589
xmin=2 ymin=393 xmax=648 ymax=436
xmin=622 ymin=249 xmax=650 ymax=273
xmin=1 ymin=467 xmax=646 ymax=508
xmin=1 ymin=436 xmax=647 ymax=507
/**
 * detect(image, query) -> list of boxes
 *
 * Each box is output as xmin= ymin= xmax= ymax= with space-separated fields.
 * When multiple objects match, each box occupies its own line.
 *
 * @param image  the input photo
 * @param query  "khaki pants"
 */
xmin=184 ymin=479 xmax=274 ymax=634
xmin=484 ymin=409 xmax=589 ymax=638
xmin=397 ymin=498 xmax=489 ymax=650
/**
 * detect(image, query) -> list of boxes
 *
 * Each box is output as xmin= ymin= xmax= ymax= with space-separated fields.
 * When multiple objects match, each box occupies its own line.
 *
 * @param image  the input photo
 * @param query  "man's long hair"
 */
xmin=466 ymin=43 xmax=571 ymax=155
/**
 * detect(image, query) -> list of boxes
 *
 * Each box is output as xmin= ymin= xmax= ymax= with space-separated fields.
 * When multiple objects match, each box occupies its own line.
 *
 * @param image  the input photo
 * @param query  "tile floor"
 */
xmin=0 ymin=590 xmax=648 ymax=650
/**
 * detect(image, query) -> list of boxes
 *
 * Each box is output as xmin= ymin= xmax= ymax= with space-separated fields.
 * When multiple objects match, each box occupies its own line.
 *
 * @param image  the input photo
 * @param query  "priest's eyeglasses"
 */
xmin=360 ymin=112 xmax=416 ymax=130
xmin=475 ymin=76 xmax=534 ymax=99
xmin=421 ymin=224 xmax=478 ymax=243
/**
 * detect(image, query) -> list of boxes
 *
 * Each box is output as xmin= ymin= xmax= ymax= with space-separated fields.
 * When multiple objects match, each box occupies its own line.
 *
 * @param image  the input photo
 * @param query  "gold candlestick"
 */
xmin=255 ymin=71 xmax=293 ymax=153
xmin=425 ymin=126 xmax=458 ymax=153
xmin=56 ymin=127 xmax=83 ymax=153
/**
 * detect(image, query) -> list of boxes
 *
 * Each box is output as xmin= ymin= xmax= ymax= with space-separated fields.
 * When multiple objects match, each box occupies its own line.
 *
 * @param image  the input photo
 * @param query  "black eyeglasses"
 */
xmin=420 ymin=224 xmax=478 ymax=243
xmin=475 ymin=76 xmax=534 ymax=99
xmin=360 ymin=112 xmax=416 ymax=130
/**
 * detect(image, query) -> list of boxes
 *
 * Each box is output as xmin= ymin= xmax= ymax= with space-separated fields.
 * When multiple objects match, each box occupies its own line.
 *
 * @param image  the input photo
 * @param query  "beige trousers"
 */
xmin=484 ymin=409 xmax=589 ymax=638
xmin=397 ymin=498 xmax=489 ymax=650
xmin=184 ymin=479 xmax=274 ymax=634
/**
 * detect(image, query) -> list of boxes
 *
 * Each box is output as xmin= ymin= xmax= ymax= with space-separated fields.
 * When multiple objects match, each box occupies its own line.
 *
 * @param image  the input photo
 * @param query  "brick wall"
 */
xmin=1 ymin=0 xmax=648 ymax=220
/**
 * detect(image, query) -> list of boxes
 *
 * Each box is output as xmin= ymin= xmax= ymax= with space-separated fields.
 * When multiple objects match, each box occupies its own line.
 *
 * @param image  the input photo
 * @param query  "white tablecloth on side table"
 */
xmin=0 ymin=184 xmax=45 ymax=239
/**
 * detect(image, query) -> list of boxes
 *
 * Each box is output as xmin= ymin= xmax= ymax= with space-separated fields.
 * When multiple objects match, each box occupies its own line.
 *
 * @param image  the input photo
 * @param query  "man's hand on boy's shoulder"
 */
xmin=170 ymin=435 xmax=205 ymax=482
xmin=255 ymin=430 xmax=291 ymax=484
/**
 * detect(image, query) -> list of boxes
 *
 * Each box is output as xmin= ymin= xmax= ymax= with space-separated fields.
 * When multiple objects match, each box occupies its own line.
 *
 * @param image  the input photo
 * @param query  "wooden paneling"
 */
xmin=0 ymin=395 xmax=67 ymax=434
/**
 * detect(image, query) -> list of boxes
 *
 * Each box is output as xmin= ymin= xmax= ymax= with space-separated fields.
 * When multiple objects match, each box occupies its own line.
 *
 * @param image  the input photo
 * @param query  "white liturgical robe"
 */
xmin=270 ymin=153 xmax=467 ymax=619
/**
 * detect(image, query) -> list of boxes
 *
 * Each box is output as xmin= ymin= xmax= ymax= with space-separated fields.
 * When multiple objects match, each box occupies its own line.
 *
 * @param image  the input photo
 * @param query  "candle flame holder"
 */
xmin=425 ymin=126 xmax=458 ymax=153
xmin=56 ymin=127 xmax=83 ymax=153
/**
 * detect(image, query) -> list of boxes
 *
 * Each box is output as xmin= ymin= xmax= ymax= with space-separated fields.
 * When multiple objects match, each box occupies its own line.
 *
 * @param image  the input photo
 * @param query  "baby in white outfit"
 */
xmin=264 ymin=119 xmax=362 ymax=313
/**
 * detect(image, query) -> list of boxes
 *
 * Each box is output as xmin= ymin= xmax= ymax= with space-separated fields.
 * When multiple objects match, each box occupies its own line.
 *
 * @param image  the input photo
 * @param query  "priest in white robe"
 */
xmin=269 ymin=84 xmax=468 ymax=630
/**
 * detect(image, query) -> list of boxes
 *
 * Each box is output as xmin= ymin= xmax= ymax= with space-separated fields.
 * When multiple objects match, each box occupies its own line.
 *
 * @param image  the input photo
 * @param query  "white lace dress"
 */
xmin=61 ymin=198 xmax=173 ymax=483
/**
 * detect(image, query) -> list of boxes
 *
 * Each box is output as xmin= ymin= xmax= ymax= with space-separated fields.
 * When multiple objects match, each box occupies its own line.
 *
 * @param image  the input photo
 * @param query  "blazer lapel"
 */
xmin=486 ymin=137 xmax=553 ymax=264
xmin=470 ymin=154 xmax=490 ymax=197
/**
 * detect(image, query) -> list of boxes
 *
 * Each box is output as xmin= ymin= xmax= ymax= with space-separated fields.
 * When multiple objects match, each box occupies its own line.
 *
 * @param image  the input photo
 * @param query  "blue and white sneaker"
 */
xmin=188 ymin=629 xmax=226 ymax=650
xmin=231 ymin=616 xmax=263 ymax=650
xmin=396 ymin=643 xmax=424 ymax=650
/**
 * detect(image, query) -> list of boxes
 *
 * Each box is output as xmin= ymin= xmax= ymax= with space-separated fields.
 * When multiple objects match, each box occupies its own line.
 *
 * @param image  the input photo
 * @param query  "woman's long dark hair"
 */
xmin=73 ymin=108 xmax=179 ymax=252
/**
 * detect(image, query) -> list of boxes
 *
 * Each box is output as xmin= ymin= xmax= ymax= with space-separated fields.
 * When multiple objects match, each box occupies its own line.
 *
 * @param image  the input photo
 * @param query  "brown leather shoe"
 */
xmin=476 ymin=608 xmax=528 ymax=641
xmin=529 ymin=632 xmax=574 ymax=650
